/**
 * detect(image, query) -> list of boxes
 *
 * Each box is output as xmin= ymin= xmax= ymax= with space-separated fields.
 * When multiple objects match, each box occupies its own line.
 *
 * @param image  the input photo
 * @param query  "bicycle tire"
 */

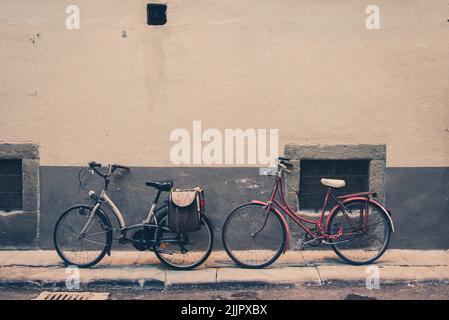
xmin=327 ymin=199 xmax=392 ymax=265
xmin=154 ymin=212 xmax=214 ymax=270
xmin=222 ymin=203 xmax=286 ymax=269
xmin=53 ymin=205 xmax=113 ymax=268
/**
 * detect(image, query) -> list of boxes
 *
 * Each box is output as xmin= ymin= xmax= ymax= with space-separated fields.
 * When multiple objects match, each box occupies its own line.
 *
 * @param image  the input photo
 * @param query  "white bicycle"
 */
xmin=53 ymin=161 xmax=214 ymax=270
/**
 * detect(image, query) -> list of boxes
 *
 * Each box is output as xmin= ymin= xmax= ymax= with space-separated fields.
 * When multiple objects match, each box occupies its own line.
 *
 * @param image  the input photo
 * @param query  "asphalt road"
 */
xmin=1 ymin=283 xmax=448 ymax=300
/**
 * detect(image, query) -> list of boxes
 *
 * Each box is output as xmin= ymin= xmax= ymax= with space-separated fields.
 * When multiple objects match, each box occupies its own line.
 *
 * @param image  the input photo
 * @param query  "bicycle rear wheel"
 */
xmin=154 ymin=212 xmax=214 ymax=270
xmin=327 ymin=200 xmax=391 ymax=265
xmin=222 ymin=203 xmax=286 ymax=268
xmin=53 ymin=205 xmax=112 ymax=268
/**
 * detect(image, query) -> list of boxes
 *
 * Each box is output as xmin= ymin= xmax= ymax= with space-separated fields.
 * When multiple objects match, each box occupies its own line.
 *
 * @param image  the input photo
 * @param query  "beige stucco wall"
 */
xmin=0 ymin=0 xmax=448 ymax=167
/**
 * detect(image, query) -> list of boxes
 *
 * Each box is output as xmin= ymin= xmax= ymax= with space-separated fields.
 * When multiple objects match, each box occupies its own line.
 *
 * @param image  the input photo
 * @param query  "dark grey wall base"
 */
xmin=0 ymin=211 xmax=38 ymax=248
xmin=38 ymin=166 xmax=274 ymax=250
xmin=3 ymin=166 xmax=448 ymax=250
xmin=385 ymin=167 xmax=449 ymax=249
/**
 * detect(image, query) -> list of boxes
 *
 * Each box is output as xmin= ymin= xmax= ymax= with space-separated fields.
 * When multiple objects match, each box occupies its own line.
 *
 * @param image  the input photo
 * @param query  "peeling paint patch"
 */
xmin=29 ymin=33 xmax=40 ymax=45
xmin=235 ymin=178 xmax=260 ymax=189
xmin=246 ymin=184 xmax=260 ymax=189
xmin=235 ymin=178 xmax=256 ymax=184
xmin=0 ymin=210 xmax=24 ymax=217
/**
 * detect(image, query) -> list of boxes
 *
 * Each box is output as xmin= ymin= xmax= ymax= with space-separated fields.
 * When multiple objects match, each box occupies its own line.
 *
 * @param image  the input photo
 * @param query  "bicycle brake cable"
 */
xmin=78 ymin=166 xmax=92 ymax=193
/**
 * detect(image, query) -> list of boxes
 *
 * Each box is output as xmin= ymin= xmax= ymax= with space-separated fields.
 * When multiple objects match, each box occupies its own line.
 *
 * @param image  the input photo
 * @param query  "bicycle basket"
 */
xmin=168 ymin=187 xmax=204 ymax=233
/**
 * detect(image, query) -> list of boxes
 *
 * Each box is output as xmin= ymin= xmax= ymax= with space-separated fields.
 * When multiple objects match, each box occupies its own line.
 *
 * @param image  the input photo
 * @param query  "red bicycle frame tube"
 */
xmin=251 ymin=199 xmax=291 ymax=253
xmin=251 ymin=174 xmax=393 ymax=253
xmin=273 ymin=176 xmax=329 ymax=234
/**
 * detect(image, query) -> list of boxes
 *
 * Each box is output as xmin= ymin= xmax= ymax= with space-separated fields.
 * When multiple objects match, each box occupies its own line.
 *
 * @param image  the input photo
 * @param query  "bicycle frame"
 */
xmin=253 ymin=168 xmax=393 ymax=251
xmin=81 ymin=188 xmax=166 ymax=241
xmin=256 ymin=175 xmax=341 ymax=239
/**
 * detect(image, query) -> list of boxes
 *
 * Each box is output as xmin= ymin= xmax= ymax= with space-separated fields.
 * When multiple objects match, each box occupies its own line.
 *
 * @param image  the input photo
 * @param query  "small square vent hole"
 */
xmin=147 ymin=3 xmax=167 ymax=26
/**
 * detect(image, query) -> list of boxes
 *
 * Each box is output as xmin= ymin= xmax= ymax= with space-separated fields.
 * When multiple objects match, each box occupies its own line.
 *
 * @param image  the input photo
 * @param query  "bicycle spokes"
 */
xmin=54 ymin=206 xmax=112 ymax=267
xmin=222 ymin=203 xmax=286 ymax=268
xmin=328 ymin=201 xmax=390 ymax=264
xmin=154 ymin=214 xmax=213 ymax=269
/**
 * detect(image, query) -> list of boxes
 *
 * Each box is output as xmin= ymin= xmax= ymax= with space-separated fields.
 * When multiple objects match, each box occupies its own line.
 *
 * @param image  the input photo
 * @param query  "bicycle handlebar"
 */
xmin=112 ymin=164 xmax=130 ymax=170
xmin=88 ymin=162 xmax=130 ymax=178
xmin=88 ymin=161 xmax=102 ymax=168
xmin=278 ymin=157 xmax=293 ymax=167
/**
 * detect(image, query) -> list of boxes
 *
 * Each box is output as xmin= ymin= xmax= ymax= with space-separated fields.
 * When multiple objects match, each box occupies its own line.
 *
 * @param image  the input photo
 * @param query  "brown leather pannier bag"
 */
xmin=168 ymin=187 xmax=205 ymax=233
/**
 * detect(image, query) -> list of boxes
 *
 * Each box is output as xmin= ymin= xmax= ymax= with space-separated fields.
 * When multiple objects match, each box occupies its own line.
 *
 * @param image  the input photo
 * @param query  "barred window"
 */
xmin=0 ymin=160 xmax=23 ymax=211
xmin=299 ymin=160 xmax=369 ymax=211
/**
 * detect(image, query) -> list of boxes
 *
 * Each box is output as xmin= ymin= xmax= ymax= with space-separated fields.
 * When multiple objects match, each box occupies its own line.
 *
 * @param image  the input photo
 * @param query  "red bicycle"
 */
xmin=222 ymin=157 xmax=394 ymax=268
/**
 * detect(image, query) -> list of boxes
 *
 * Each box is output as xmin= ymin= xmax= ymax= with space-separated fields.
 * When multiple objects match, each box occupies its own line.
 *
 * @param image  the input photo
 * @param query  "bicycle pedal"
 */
xmin=118 ymin=237 xmax=128 ymax=244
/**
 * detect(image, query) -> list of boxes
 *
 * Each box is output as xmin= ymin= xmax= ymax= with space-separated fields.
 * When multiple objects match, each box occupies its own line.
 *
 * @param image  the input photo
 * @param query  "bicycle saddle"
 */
xmin=145 ymin=180 xmax=173 ymax=191
xmin=321 ymin=178 xmax=345 ymax=189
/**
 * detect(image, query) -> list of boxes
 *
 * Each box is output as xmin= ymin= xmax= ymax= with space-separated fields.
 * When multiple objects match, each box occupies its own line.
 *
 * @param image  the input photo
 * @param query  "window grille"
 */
xmin=0 ymin=159 xmax=22 ymax=211
xmin=299 ymin=160 xmax=369 ymax=211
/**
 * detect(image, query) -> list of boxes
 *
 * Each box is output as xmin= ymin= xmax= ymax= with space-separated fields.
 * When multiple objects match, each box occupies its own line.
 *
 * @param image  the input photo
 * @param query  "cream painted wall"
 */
xmin=0 ymin=0 xmax=448 ymax=167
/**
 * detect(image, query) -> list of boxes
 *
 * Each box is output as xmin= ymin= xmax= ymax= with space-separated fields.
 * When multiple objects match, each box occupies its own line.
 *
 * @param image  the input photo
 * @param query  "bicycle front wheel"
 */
xmin=53 ymin=205 xmax=112 ymax=268
xmin=154 ymin=213 xmax=214 ymax=270
xmin=222 ymin=203 xmax=286 ymax=268
xmin=328 ymin=200 xmax=392 ymax=265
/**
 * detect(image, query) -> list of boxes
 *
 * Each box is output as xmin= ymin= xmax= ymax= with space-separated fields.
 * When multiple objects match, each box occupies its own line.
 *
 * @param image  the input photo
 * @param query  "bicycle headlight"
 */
xmin=89 ymin=191 xmax=100 ymax=202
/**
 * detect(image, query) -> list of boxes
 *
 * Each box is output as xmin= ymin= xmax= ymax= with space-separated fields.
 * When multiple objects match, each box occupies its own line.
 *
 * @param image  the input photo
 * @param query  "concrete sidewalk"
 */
xmin=0 ymin=250 xmax=448 ymax=290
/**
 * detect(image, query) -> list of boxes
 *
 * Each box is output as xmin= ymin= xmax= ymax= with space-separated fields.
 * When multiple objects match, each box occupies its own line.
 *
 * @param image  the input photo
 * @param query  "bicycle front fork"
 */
xmin=79 ymin=202 xmax=101 ymax=237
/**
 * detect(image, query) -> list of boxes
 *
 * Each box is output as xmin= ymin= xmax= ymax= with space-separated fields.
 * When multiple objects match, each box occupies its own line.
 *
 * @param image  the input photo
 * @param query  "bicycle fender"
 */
xmin=325 ymin=197 xmax=395 ymax=233
xmin=251 ymin=200 xmax=291 ymax=253
xmin=370 ymin=198 xmax=395 ymax=233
